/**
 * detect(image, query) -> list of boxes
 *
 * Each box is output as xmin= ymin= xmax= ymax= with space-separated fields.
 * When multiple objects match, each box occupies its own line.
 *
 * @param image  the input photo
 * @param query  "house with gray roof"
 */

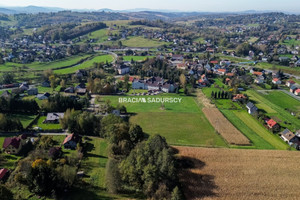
xmin=43 ymin=113 xmax=64 ymax=124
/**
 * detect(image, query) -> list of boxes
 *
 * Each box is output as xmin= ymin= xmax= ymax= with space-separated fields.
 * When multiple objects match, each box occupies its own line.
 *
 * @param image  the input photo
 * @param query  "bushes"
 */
xmin=0 ymin=113 xmax=23 ymax=132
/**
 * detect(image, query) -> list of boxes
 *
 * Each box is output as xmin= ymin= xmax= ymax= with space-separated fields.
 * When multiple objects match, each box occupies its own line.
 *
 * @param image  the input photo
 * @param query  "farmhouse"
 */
xmin=254 ymin=77 xmax=264 ymax=84
xmin=37 ymin=92 xmax=50 ymax=100
xmin=280 ymin=129 xmax=298 ymax=145
xmin=286 ymin=80 xmax=296 ymax=88
xmin=266 ymin=119 xmax=280 ymax=130
xmin=2 ymin=135 xmax=27 ymax=154
xmin=132 ymin=77 xmax=177 ymax=93
xmin=42 ymin=81 xmax=50 ymax=87
xmin=76 ymin=88 xmax=87 ymax=95
xmin=117 ymin=64 xmax=130 ymax=75
xmin=246 ymin=102 xmax=258 ymax=115
xmin=44 ymin=113 xmax=64 ymax=124
xmin=28 ymin=87 xmax=38 ymax=95
xmin=64 ymin=87 xmax=75 ymax=93
xmin=161 ymin=83 xmax=178 ymax=93
xmin=290 ymin=85 xmax=299 ymax=93
xmin=233 ymin=94 xmax=247 ymax=102
xmin=63 ymin=133 xmax=81 ymax=150
xmin=272 ymin=78 xmax=281 ymax=85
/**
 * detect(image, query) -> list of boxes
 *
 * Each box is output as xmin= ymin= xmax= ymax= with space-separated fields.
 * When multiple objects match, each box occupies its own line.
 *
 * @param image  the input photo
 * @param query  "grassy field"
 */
xmin=221 ymin=110 xmax=282 ymax=150
xmin=122 ymin=37 xmax=168 ymax=47
xmin=130 ymin=112 xmax=227 ymax=147
xmin=256 ymin=62 xmax=300 ymax=76
xmin=0 ymin=54 xmax=92 ymax=72
xmin=8 ymin=114 xmax=37 ymax=129
xmin=54 ymin=54 xmax=113 ymax=74
xmin=123 ymin=56 xmax=155 ymax=62
xmin=64 ymin=137 xmax=139 ymax=200
xmin=234 ymin=111 xmax=288 ymax=150
xmin=102 ymin=94 xmax=204 ymax=113
xmin=101 ymin=94 xmax=227 ymax=147
xmin=31 ymin=116 xmax=62 ymax=130
xmin=281 ymin=39 xmax=300 ymax=47
xmin=177 ymin=146 xmax=300 ymax=200
xmin=262 ymin=91 xmax=300 ymax=111
xmin=246 ymin=90 xmax=300 ymax=131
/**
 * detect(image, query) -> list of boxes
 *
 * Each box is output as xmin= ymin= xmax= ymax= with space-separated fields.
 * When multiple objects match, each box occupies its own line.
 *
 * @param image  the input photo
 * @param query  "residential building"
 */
xmin=117 ymin=64 xmax=130 ymax=75
xmin=280 ymin=129 xmax=298 ymax=145
xmin=63 ymin=133 xmax=81 ymax=150
xmin=246 ymin=102 xmax=258 ymax=115
xmin=28 ymin=87 xmax=38 ymax=95
xmin=44 ymin=113 xmax=64 ymax=124
xmin=272 ymin=78 xmax=281 ymax=85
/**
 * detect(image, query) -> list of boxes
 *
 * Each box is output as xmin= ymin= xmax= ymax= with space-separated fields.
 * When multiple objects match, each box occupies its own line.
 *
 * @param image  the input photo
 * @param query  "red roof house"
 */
xmin=0 ymin=168 xmax=8 ymax=180
xmin=63 ymin=133 xmax=81 ymax=150
xmin=266 ymin=119 xmax=280 ymax=130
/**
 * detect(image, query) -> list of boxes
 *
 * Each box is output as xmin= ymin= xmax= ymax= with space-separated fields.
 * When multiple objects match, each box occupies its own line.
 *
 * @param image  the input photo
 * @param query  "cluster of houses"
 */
xmin=132 ymin=76 xmax=178 ymax=93
xmin=286 ymin=80 xmax=300 ymax=96
xmin=280 ymin=129 xmax=300 ymax=149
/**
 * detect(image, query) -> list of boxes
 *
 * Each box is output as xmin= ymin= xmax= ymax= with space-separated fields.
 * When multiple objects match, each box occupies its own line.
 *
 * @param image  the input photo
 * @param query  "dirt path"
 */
xmin=196 ymin=90 xmax=216 ymax=108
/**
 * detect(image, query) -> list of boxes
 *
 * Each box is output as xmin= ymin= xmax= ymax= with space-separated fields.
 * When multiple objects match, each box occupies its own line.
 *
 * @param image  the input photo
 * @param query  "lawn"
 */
xmin=130 ymin=112 xmax=227 ymax=147
xmin=101 ymin=94 xmax=203 ymax=113
xmin=0 ymin=54 xmax=92 ymax=72
xmin=54 ymin=54 xmax=114 ymax=74
xmin=122 ymin=37 xmax=168 ymax=48
xmin=123 ymin=56 xmax=155 ymax=62
xmin=65 ymin=137 xmax=139 ymax=200
xmin=31 ymin=116 xmax=62 ymax=130
xmin=262 ymin=91 xmax=300 ymax=111
xmin=101 ymin=93 xmax=227 ymax=147
xmin=8 ymin=114 xmax=37 ymax=129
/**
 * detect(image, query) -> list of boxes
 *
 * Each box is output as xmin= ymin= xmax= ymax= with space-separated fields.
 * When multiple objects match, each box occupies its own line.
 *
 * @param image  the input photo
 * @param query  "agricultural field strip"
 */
xmin=246 ymin=90 xmax=300 ymax=129
xmin=202 ymin=108 xmax=250 ymax=146
xmin=220 ymin=109 xmax=275 ymax=149
xmin=234 ymin=111 xmax=288 ymax=150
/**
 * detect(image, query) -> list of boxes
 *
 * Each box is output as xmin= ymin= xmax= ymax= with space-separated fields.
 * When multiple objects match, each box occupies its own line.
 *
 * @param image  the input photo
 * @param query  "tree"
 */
xmin=119 ymin=135 xmax=178 ymax=198
xmin=0 ymin=184 xmax=13 ymax=200
xmin=105 ymin=158 xmax=122 ymax=194
xmin=49 ymin=75 xmax=56 ymax=91
xmin=171 ymin=186 xmax=184 ymax=200
xmin=179 ymin=74 xmax=186 ymax=87
xmin=60 ymin=79 xmax=66 ymax=89
xmin=0 ymin=72 xmax=14 ymax=84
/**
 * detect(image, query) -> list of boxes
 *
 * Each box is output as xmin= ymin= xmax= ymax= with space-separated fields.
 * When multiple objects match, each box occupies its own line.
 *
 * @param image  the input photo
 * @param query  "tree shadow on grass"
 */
xmin=178 ymin=156 xmax=218 ymax=199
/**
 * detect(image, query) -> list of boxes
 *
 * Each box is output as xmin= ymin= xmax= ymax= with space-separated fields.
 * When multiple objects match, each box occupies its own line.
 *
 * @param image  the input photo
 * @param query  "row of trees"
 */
xmin=0 ymin=96 xmax=39 ymax=114
xmin=60 ymin=109 xmax=101 ymax=136
xmin=41 ymin=94 xmax=89 ymax=112
xmin=211 ymin=91 xmax=233 ymax=99
xmin=0 ymin=113 xmax=23 ymax=132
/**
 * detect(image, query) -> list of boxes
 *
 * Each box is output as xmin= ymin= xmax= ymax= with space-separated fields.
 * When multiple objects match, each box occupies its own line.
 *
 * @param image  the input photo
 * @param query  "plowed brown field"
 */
xmin=202 ymin=108 xmax=250 ymax=145
xmin=176 ymin=146 xmax=300 ymax=200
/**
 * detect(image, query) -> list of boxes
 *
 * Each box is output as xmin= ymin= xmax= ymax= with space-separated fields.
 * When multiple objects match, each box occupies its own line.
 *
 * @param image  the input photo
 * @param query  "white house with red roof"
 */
xmin=295 ymin=89 xmax=300 ymax=96
xmin=272 ymin=78 xmax=282 ymax=85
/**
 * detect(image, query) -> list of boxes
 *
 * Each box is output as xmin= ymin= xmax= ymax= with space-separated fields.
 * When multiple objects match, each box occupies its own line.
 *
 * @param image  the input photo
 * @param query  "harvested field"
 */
xmin=202 ymin=108 xmax=250 ymax=145
xmin=176 ymin=146 xmax=300 ymax=200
